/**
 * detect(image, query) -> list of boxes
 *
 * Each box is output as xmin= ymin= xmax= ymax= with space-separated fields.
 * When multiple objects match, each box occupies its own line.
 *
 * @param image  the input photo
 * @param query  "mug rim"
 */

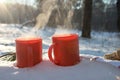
xmin=52 ymin=34 xmax=78 ymax=41
xmin=16 ymin=37 xmax=42 ymax=42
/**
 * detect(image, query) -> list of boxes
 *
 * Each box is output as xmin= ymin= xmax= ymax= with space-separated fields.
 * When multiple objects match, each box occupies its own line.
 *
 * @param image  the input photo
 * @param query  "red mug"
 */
xmin=15 ymin=37 xmax=42 ymax=68
xmin=48 ymin=34 xmax=80 ymax=66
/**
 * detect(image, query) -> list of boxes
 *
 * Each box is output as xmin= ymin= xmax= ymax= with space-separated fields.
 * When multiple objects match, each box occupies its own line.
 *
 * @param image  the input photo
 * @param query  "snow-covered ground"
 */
xmin=0 ymin=24 xmax=120 ymax=80
xmin=0 ymin=24 xmax=120 ymax=57
xmin=0 ymin=55 xmax=120 ymax=80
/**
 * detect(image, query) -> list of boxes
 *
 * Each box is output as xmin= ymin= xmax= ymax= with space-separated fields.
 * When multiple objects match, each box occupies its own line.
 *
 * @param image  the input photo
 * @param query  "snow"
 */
xmin=0 ymin=24 xmax=120 ymax=80
xmin=0 ymin=24 xmax=120 ymax=56
xmin=0 ymin=55 xmax=120 ymax=80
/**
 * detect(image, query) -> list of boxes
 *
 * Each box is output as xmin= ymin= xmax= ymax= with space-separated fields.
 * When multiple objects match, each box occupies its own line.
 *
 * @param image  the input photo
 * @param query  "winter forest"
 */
xmin=0 ymin=0 xmax=120 ymax=32
xmin=0 ymin=0 xmax=120 ymax=80
xmin=0 ymin=0 xmax=120 ymax=61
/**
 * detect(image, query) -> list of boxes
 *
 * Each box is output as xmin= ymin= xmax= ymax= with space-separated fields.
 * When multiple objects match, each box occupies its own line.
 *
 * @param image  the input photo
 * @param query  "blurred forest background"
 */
xmin=0 ymin=0 xmax=120 ymax=34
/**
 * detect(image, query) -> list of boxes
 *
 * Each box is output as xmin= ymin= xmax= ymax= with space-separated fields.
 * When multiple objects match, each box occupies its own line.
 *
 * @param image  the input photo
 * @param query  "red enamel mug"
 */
xmin=15 ymin=37 xmax=42 ymax=68
xmin=48 ymin=34 xmax=80 ymax=66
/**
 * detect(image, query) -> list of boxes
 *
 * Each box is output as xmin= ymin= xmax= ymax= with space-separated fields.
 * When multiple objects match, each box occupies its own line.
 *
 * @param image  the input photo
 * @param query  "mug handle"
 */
xmin=27 ymin=47 xmax=34 ymax=67
xmin=48 ymin=44 xmax=56 ymax=63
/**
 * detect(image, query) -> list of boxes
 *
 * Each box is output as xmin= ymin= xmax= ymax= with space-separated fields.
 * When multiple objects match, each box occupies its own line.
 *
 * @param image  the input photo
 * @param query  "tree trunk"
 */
xmin=82 ymin=0 xmax=92 ymax=38
xmin=117 ymin=0 xmax=120 ymax=32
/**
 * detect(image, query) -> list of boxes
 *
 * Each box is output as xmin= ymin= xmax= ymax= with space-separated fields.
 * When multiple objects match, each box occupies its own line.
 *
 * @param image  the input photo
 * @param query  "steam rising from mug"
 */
xmin=20 ymin=31 xmax=38 ymax=39
xmin=54 ymin=28 xmax=71 ymax=35
xmin=20 ymin=0 xmax=75 ymax=38
xmin=34 ymin=0 xmax=57 ymax=30
xmin=33 ymin=0 xmax=74 ymax=30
